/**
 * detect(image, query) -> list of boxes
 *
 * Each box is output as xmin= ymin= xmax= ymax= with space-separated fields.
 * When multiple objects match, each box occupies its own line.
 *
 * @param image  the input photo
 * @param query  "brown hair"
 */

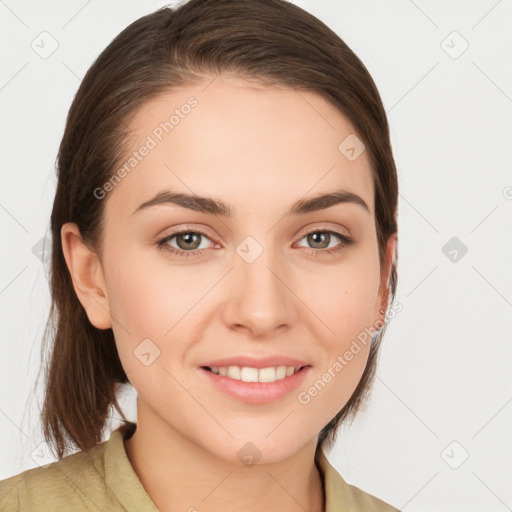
xmin=39 ymin=0 xmax=398 ymax=459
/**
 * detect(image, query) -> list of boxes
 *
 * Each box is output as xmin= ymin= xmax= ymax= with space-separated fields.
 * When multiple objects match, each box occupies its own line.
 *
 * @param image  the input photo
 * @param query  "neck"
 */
xmin=123 ymin=403 xmax=325 ymax=512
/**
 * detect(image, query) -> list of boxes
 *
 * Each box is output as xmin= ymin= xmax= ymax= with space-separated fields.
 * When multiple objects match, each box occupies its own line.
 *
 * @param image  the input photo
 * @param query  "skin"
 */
xmin=61 ymin=73 xmax=397 ymax=512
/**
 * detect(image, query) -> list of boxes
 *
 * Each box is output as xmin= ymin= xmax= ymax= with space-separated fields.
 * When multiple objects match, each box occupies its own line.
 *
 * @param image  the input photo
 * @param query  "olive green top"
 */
xmin=0 ymin=422 xmax=399 ymax=511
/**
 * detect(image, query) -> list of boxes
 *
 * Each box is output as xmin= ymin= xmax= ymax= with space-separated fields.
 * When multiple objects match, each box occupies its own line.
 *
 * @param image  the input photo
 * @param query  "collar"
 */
xmin=104 ymin=422 xmax=159 ymax=511
xmin=314 ymin=441 xmax=349 ymax=511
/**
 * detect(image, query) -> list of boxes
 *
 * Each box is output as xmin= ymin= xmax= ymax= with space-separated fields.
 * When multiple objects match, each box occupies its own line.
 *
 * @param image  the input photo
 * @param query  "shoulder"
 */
xmin=0 ymin=438 xmax=114 ymax=512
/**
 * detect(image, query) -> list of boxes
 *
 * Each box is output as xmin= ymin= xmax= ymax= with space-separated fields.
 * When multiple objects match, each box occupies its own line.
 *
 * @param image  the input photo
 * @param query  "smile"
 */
xmin=204 ymin=365 xmax=303 ymax=383
xmin=199 ymin=365 xmax=311 ymax=404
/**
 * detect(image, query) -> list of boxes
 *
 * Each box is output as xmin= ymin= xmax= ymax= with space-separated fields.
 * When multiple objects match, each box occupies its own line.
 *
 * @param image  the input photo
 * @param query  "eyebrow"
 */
xmin=131 ymin=188 xmax=371 ymax=217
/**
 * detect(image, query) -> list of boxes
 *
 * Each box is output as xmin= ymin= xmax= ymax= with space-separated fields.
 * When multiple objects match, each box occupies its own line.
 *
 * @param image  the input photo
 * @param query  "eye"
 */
xmin=157 ymin=229 xmax=215 ymax=258
xmin=295 ymin=229 xmax=354 ymax=257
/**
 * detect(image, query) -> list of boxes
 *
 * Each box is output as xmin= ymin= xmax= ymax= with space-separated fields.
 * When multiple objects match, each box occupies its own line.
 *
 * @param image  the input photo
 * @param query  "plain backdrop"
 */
xmin=1 ymin=1 xmax=511 ymax=511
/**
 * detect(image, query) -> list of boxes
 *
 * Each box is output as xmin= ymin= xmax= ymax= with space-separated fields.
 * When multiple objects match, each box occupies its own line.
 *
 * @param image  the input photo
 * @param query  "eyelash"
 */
xmin=156 ymin=227 xmax=354 ymax=259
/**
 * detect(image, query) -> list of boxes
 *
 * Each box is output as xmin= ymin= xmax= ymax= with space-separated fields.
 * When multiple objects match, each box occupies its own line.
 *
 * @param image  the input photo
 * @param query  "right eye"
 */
xmin=157 ymin=230 xmax=216 ymax=258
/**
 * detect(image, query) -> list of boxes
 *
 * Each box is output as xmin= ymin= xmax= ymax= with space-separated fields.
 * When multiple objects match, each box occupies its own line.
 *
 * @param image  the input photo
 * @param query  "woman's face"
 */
xmin=93 ymin=74 xmax=394 ymax=462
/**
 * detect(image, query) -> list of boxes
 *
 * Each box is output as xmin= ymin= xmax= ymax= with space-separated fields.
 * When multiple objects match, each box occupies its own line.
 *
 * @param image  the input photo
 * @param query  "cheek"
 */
xmin=104 ymin=246 xmax=213 ymax=373
xmin=106 ymin=245 xmax=190 ymax=335
xmin=293 ymin=255 xmax=378 ymax=419
xmin=102 ymin=247 xmax=170 ymax=367
xmin=108 ymin=260 xmax=166 ymax=334
xmin=299 ymin=256 xmax=380 ymax=342
xmin=296 ymin=339 xmax=371 ymax=432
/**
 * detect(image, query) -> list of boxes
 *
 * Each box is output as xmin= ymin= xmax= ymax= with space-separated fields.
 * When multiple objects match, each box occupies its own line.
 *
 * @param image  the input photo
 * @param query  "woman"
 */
xmin=0 ymin=0 xmax=400 ymax=510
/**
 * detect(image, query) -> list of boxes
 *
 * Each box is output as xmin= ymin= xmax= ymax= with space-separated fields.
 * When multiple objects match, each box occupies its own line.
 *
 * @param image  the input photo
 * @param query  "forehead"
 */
xmin=104 ymin=74 xmax=374 ymax=221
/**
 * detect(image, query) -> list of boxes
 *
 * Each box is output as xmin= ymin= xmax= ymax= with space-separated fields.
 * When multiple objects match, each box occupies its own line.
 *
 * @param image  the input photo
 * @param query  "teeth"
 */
xmin=240 ymin=367 xmax=259 ymax=382
xmin=259 ymin=367 xmax=276 ymax=382
xmin=226 ymin=366 xmax=241 ymax=380
xmin=208 ymin=365 xmax=301 ymax=383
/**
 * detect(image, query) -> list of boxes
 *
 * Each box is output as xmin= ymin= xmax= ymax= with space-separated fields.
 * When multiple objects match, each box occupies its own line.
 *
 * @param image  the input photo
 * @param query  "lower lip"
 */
xmin=199 ymin=366 xmax=311 ymax=404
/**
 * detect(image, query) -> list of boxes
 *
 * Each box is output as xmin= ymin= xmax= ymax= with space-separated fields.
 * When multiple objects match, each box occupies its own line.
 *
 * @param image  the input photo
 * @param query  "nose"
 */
xmin=221 ymin=243 xmax=297 ymax=337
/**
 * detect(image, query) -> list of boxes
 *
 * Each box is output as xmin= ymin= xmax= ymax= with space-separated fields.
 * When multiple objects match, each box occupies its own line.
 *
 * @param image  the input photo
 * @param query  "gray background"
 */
xmin=1 ymin=1 xmax=511 ymax=511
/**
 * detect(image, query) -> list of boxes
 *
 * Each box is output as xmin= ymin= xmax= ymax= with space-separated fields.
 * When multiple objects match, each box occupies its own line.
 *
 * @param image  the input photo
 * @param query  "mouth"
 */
xmin=198 ymin=364 xmax=312 ymax=404
xmin=201 ymin=364 xmax=309 ymax=383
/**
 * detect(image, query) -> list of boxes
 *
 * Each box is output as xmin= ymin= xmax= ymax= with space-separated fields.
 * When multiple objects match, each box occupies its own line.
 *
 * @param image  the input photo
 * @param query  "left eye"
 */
xmin=296 ymin=230 xmax=344 ymax=250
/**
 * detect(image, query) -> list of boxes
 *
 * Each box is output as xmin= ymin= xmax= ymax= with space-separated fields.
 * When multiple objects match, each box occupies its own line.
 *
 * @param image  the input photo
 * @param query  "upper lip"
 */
xmin=200 ymin=355 xmax=311 ymax=369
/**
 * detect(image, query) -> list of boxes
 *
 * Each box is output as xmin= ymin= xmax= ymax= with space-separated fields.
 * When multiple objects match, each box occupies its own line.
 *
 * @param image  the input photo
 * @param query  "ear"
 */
xmin=375 ymin=232 xmax=398 ymax=319
xmin=60 ymin=222 xmax=112 ymax=330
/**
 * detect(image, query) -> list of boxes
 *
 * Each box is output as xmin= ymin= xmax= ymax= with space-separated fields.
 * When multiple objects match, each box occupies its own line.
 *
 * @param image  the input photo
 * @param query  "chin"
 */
xmin=201 ymin=430 xmax=313 ymax=466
